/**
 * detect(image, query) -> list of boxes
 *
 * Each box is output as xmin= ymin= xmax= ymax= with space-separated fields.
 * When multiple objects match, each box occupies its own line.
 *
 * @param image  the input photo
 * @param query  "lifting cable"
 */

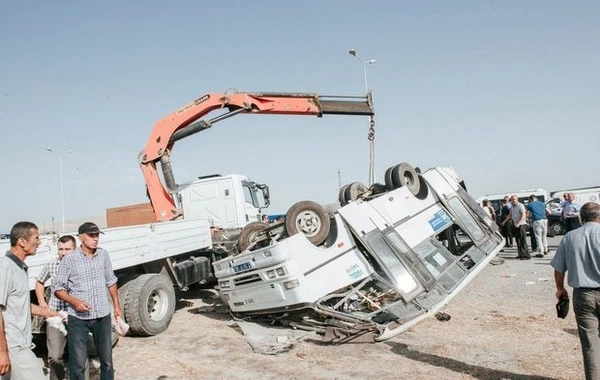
xmin=368 ymin=113 xmax=375 ymax=186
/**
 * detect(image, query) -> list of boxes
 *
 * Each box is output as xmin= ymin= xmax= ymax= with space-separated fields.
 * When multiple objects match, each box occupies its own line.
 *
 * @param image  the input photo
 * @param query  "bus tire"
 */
xmin=285 ymin=200 xmax=330 ymax=246
xmin=237 ymin=222 xmax=270 ymax=252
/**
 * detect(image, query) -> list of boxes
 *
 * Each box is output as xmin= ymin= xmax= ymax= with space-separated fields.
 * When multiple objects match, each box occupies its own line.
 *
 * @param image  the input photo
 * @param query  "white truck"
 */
xmin=213 ymin=163 xmax=504 ymax=342
xmin=2 ymin=91 xmax=374 ymax=337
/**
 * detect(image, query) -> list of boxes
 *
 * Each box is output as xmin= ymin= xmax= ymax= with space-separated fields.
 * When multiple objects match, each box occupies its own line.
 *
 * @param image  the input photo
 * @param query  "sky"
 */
xmin=0 ymin=1 xmax=598 ymax=233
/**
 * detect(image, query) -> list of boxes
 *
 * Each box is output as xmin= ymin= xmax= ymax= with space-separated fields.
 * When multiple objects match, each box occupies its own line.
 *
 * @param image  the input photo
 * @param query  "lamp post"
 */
xmin=349 ymin=49 xmax=377 ymax=186
xmin=46 ymin=148 xmax=72 ymax=233
xmin=348 ymin=49 xmax=376 ymax=93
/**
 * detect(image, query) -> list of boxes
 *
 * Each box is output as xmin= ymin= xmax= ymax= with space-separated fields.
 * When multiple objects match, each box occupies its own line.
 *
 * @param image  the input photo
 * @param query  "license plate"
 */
xmin=233 ymin=261 xmax=253 ymax=273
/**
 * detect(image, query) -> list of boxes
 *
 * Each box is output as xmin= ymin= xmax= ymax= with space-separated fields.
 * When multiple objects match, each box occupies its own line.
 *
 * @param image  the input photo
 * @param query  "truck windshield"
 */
xmin=241 ymin=181 xmax=269 ymax=209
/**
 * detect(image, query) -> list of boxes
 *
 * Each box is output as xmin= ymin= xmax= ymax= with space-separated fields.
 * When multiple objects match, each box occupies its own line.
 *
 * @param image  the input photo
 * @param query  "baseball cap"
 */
xmin=78 ymin=222 xmax=104 ymax=235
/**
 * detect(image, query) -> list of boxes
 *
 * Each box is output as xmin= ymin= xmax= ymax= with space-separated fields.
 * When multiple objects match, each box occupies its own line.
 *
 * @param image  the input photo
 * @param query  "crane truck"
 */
xmin=2 ymin=91 xmax=374 ymax=337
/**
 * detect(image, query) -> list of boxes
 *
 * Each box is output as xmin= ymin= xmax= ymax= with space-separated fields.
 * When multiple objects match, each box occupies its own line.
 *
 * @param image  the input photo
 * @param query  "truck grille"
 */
xmin=234 ymin=273 xmax=262 ymax=286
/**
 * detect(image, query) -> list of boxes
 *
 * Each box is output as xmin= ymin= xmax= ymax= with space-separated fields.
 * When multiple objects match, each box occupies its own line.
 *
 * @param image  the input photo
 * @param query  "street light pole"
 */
xmin=349 ymin=49 xmax=377 ymax=186
xmin=47 ymin=148 xmax=71 ymax=233
xmin=348 ymin=49 xmax=376 ymax=93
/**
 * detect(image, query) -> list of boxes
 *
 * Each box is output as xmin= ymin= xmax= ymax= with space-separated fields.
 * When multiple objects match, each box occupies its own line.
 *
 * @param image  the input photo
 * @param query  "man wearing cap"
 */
xmin=53 ymin=222 xmax=121 ymax=380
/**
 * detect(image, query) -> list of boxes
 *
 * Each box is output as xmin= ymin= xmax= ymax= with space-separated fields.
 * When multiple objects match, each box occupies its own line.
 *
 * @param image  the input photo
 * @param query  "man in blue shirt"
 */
xmin=526 ymin=195 xmax=549 ymax=257
xmin=551 ymin=202 xmax=600 ymax=380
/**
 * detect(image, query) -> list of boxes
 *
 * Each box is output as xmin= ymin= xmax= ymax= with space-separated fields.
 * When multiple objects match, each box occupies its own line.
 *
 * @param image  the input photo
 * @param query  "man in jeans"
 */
xmin=54 ymin=222 xmax=121 ymax=380
xmin=526 ymin=195 xmax=549 ymax=258
xmin=551 ymin=202 xmax=600 ymax=380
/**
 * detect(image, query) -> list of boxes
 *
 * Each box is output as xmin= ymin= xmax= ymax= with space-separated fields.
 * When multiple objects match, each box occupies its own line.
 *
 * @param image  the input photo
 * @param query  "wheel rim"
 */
xmin=550 ymin=223 xmax=563 ymax=235
xmin=147 ymin=288 xmax=169 ymax=322
xmin=294 ymin=211 xmax=322 ymax=237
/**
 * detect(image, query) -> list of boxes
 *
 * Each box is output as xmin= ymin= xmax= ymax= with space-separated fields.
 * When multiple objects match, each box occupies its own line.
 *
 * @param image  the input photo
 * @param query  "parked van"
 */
xmin=475 ymin=188 xmax=549 ymax=218
xmin=546 ymin=186 xmax=600 ymax=235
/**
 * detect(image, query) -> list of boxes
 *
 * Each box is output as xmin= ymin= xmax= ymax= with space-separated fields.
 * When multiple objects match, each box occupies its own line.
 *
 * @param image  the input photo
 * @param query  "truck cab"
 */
xmin=107 ymin=174 xmax=270 ymax=231
xmin=177 ymin=174 xmax=269 ymax=229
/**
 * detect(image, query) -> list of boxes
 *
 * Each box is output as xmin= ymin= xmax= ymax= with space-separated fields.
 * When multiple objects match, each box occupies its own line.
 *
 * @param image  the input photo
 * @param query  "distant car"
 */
xmin=547 ymin=212 xmax=566 ymax=235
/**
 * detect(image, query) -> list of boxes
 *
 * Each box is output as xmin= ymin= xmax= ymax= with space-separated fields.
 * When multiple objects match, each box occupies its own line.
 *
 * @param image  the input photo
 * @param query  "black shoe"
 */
xmin=544 ymin=250 xmax=549 ymax=255
xmin=535 ymin=254 xmax=544 ymax=258
xmin=520 ymin=256 xmax=531 ymax=260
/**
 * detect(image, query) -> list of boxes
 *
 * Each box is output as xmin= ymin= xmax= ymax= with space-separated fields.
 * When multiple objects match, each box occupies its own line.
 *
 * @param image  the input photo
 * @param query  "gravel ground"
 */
xmin=39 ymin=235 xmax=584 ymax=380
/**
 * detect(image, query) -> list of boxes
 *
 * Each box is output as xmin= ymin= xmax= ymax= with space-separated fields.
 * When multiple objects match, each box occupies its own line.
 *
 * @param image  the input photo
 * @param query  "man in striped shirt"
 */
xmin=35 ymin=235 xmax=76 ymax=380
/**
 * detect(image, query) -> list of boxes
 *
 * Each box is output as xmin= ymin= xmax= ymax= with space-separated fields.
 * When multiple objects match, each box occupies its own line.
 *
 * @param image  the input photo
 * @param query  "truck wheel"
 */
xmin=124 ymin=274 xmax=176 ymax=336
xmin=549 ymin=221 xmax=565 ymax=235
xmin=118 ymin=275 xmax=138 ymax=315
xmin=338 ymin=184 xmax=350 ymax=206
xmin=285 ymin=200 xmax=330 ymax=246
xmin=344 ymin=182 xmax=368 ymax=203
xmin=385 ymin=162 xmax=420 ymax=196
xmin=237 ymin=222 xmax=270 ymax=252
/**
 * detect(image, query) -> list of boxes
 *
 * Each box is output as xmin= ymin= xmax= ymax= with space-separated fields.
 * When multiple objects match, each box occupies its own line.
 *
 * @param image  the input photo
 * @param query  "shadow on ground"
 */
xmin=386 ymin=342 xmax=559 ymax=380
xmin=564 ymin=328 xmax=579 ymax=337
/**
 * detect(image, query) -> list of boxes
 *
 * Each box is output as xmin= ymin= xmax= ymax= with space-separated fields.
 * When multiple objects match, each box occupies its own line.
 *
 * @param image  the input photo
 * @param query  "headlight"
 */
xmin=220 ymin=280 xmax=230 ymax=288
xmin=266 ymin=270 xmax=276 ymax=279
xmin=284 ymin=279 xmax=300 ymax=290
xmin=276 ymin=267 xmax=286 ymax=276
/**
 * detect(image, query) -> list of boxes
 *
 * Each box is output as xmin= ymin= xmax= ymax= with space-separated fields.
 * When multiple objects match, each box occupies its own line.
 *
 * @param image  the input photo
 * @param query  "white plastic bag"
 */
xmin=111 ymin=315 xmax=130 ymax=337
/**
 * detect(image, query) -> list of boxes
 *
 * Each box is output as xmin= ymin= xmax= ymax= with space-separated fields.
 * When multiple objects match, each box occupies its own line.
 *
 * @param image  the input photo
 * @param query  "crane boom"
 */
xmin=140 ymin=91 xmax=374 ymax=221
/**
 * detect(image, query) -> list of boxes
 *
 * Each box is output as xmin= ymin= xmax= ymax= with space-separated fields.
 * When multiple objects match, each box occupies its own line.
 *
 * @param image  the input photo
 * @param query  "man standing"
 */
xmin=562 ymin=192 xmax=583 ymax=232
xmin=501 ymin=195 xmax=530 ymax=259
xmin=54 ymin=222 xmax=120 ymax=380
xmin=526 ymin=195 xmax=549 ymax=257
xmin=499 ymin=196 xmax=513 ymax=247
xmin=0 ymin=221 xmax=59 ymax=380
xmin=551 ymin=202 xmax=600 ymax=380
xmin=35 ymin=235 xmax=76 ymax=380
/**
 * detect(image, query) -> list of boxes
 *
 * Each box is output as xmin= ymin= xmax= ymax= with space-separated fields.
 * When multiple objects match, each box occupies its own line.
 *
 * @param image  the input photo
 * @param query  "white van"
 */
xmin=475 ymin=188 xmax=549 ymax=219
xmin=546 ymin=186 xmax=600 ymax=235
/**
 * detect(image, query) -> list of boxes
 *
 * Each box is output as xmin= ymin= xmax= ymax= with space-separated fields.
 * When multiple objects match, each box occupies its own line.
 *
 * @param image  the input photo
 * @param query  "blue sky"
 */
xmin=1 ymin=1 xmax=598 ymax=232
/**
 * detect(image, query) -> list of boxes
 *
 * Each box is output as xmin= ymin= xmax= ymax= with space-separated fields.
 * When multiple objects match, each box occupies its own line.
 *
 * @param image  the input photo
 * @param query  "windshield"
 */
xmin=242 ymin=181 xmax=270 ymax=209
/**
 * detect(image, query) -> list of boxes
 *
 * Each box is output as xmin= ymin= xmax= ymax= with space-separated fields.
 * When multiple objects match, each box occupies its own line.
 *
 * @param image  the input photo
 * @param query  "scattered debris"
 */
xmin=230 ymin=321 xmax=316 ymax=355
xmin=435 ymin=312 xmax=452 ymax=322
xmin=489 ymin=258 xmax=506 ymax=265
xmin=188 ymin=305 xmax=229 ymax=314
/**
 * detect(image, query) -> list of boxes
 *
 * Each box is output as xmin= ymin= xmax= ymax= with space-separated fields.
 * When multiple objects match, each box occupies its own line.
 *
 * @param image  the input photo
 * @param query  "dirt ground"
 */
xmin=42 ymin=235 xmax=584 ymax=380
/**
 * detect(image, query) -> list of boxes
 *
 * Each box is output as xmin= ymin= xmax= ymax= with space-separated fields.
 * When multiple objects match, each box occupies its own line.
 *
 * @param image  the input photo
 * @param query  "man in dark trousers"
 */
xmin=501 ymin=195 xmax=530 ymax=259
xmin=551 ymin=202 xmax=600 ymax=380
xmin=54 ymin=222 xmax=121 ymax=380
xmin=499 ymin=196 xmax=513 ymax=247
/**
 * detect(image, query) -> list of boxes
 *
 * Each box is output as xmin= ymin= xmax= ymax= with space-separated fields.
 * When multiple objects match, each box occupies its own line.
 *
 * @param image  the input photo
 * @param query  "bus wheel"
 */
xmin=285 ymin=201 xmax=330 ymax=246
xmin=385 ymin=162 xmax=420 ymax=196
xmin=237 ymin=222 xmax=270 ymax=252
